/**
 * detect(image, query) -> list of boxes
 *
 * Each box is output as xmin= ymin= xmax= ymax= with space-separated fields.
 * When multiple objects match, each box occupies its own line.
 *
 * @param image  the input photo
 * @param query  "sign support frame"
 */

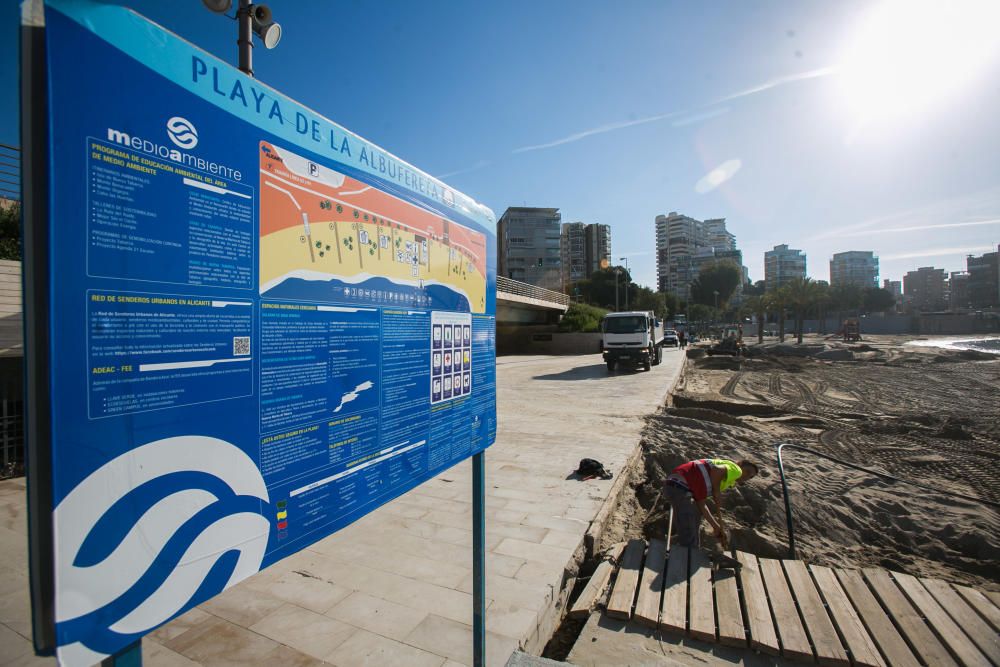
xmin=472 ymin=450 xmax=486 ymax=667
xmin=21 ymin=2 xmax=57 ymax=655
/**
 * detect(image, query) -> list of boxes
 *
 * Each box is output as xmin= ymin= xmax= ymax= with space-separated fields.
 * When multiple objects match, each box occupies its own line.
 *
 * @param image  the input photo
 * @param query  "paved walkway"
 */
xmin=0 ymin=351 xmax=685 ymax=667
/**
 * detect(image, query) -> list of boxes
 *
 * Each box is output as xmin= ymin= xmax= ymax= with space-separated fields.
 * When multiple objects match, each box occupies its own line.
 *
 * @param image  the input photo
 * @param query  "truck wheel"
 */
xmin=607 ymin=360 xmax=616 ymax=372
xmin=653 ymin=346 xmax=662 ymax=365
xmin=643 ymin=358 xmax=651 ymax=371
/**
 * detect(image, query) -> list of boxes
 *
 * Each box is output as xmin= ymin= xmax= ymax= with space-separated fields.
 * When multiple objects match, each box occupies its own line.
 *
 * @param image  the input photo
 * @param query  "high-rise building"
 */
xmin=830 ymin=251 xmax=879 ymax=288
xmin=497 ymin=207 xmax=562 ymax=291
xmin=560 ymin=222 xmax=586 ymax=289
xmin=967 ymin=246 xmax=999 ymax=309
xmin=903 ymin=266 xmax=947 ymax=311
xmin=560 ymin=222 xmax=611 ymax=290
xmin=764 ymin=244 xmax=807 ymax=291
xmin=585 ymin=223 xmax=611 ymax=279
xmin=654 ymin=213 xmax=739 ymax=301
xmin=703 ymin=218 xmax=736 ymax=252
xmin=949 ymin=272 xmax=970 ymax=310
xmin=883 ymin=279 xmax=903 ymax=312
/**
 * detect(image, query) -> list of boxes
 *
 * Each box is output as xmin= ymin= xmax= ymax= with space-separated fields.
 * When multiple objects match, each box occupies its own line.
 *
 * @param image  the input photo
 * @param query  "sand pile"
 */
xmin=630 ymin=335 xmax=1000 ymax=590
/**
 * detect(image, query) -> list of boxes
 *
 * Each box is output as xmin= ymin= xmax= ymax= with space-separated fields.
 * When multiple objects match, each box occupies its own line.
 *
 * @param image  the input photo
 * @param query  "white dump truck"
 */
xmin=601 ymin=311 xmax=665 ymax=371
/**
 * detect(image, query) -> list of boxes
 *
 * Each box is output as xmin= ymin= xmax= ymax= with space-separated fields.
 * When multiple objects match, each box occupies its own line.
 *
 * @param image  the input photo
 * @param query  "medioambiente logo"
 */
xmin=104 ymin=116 xmax=243 ymax=180
xmin=166 ymin=116 xmax=198 ymax=149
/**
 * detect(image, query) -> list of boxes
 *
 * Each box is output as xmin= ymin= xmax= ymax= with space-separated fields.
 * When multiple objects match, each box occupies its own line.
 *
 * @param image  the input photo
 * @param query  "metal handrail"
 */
xmin=496 ymin=275 xmax=571 ymax=306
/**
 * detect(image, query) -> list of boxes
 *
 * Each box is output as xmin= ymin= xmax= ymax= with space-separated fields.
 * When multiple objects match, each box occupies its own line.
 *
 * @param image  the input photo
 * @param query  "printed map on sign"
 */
xmin=259 ymin=142 xmax=487 ymax=313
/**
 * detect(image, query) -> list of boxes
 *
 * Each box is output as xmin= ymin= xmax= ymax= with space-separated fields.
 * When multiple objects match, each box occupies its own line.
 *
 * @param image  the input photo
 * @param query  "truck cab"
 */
xmin=601 ymin=311 xmax=665 ymax=371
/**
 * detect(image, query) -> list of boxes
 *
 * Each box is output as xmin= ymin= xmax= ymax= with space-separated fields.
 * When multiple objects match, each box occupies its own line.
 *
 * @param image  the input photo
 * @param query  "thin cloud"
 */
xmin=512 ymin=66 xmax=836 ymax=155
xmin=840 ymin=218 xmax=1000 ymax=237
xmin=436 ymin=159 xmax=492 ymax=179
xmin=512 ymin=111 xmax=681 ymax=154
xmin=671 ymin=107 xmax=731 ymax=127
xmin=716 ymin=66 xmax=839 ymax=103
xmin=808 ymin=186 xmax=1000 ymax=241
xmin=881 ymin=245 xmax=995 ymax=261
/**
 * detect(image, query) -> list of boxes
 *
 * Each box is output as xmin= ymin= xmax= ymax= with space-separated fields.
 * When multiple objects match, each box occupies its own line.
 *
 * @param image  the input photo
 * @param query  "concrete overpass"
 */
xmin=496 ymin=276 xmax=570 ymax=325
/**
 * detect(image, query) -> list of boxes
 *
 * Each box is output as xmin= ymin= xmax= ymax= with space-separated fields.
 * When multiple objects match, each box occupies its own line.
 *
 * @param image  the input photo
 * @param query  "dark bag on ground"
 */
xmin=575 ymin=458 xmax=613 ymax=480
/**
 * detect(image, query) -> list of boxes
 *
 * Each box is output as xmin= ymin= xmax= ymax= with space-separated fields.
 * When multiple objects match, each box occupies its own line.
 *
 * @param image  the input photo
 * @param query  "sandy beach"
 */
xmin=610 ymin=334 xmax=1000 ymax=591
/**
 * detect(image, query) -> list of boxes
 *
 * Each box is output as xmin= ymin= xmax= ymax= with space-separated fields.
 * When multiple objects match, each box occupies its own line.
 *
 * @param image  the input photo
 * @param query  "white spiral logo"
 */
xmin=166 ymin=116 xmax=199 ymax=149
xmin=54 ymin=436 xmax=269 ymax=665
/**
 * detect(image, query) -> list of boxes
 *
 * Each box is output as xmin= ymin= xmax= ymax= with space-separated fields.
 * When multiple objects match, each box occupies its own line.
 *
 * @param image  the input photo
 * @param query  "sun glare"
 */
xmin=837 ymin=0 xmax=1000 ymax=123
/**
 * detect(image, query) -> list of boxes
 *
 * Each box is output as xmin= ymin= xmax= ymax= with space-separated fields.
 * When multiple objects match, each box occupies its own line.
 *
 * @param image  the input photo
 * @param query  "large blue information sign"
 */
xmin=24 ymin=1 xmax=497 ymax=663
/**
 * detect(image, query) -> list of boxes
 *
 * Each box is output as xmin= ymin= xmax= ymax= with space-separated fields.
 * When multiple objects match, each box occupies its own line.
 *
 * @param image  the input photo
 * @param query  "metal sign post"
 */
xmin=472 ymin=450 xmax=486 ymax=667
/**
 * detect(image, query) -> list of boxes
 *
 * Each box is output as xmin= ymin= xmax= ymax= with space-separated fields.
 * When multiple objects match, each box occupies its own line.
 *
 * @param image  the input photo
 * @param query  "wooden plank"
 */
xmin=954 ymin=584 xmax=1000 ymax=634
xmin=987 ymin=591 xmax=1000 ymax=611
xmin=715 ymin=561 xmax=746 ymax=647
xmin=688 ymin=548 xmax=715 ymax=642
xmin=633 ymin=539 xmax=667 ymax=627
xmin=921 ymin=578 xmax=999 ymax=665
xmin=759 ymin=557 xmax=813 ymax=661
xmin=810 ymin=565 xmax=884 ymax=667
xmin=569 ymin=543 xmax=625 ymax=619
xmin=862 ymin=568 xmax=957 ymax=667
xmin=605 ymin=538 xmax=645 ymax=620
xmin=837 ymin=569 xmax=919 ymax=667
xmin=784 ymin=560 xmax=849 ymax=666
xmin=890 ymin=573 xmax=989 ymax=667
xmin=659 ymin=545 xmax=689 ymax=634
xmin=736 ymin=551 xmax=780 ymax=655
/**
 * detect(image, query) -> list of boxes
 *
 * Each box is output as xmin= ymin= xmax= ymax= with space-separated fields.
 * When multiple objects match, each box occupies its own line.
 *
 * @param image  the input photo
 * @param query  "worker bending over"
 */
xmin=664 ymin=458 xmax=758 ymax=549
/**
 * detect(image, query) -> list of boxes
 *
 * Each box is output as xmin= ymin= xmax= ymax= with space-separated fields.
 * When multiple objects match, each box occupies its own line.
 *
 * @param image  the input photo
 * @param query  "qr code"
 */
xmin=233 ymin=336 xmax=250 ymax=356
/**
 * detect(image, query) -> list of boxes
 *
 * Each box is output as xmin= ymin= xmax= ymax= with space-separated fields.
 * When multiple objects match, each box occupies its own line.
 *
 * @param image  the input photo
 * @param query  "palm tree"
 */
xmin=767 ymin=288 xmax=789 ymax=343
xmin=744 ymin=295 xmax=768 ymax=344
xmin=785 ymin=278 xmax=822 ymax=344
xmin=813 ymin=282 xmax=831 ymax=334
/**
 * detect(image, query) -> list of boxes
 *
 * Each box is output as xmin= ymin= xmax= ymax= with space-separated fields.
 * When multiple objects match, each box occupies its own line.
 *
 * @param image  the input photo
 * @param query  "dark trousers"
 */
xmin=665 ymin=484 xmax=700 ymax=547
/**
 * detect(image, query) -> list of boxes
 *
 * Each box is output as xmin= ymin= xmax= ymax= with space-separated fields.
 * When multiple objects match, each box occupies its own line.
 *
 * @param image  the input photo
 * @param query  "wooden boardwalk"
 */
xmin=577 ymin=541 xmax=999 ymax=666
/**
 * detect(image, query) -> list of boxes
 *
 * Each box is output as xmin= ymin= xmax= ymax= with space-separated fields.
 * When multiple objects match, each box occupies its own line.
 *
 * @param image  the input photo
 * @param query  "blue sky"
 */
xmin=1 ymin=0 xmax=998 ymax=287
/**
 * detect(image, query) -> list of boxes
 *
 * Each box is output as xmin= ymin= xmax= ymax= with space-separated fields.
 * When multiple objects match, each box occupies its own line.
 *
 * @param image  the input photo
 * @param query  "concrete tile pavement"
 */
xmin=0 ymin=350 xmax=685 ymax=666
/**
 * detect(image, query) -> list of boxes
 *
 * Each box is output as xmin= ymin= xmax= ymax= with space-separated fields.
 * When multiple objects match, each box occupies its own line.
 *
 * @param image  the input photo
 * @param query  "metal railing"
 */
xmin=0 ymin=145 xmax=20 ymax=202
xmin=0 ymin=398 xmax=23 ymax=479
xmin=496 ymin=275 xmax=571 ymax=306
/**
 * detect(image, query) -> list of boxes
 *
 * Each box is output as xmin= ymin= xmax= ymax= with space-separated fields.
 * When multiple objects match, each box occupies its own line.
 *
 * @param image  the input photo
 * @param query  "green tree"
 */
xmin=784 ymin=278 xmax=822 ymax=344
xmin=0 ymin=202 xmax=20 ymax=261
xmin=830 ymin=283 xmax=865 ymax=327
xmin=744 ymin=295 xmax=768 ymax=344
xmin=690 ymin=260 xmax=741 ymax=308
xmin=688 ymin=303 xmax=713 ymax=334
xmin=863 ymin=287 xmax=895 ymax=313
xmin=629 ymin=285 xmax=669 ymax=320
xmin=812 ymin=281 xmax=831 ymax=334
xmin=767 ymin=287 xmax=789 ymax=342
xmin=558 ymin=302 xmax=608 ymax=332
xmin=743 ymin=280 xmax=766 ymax=297
xmin=577 ymin=266 xmax=631 ymax=310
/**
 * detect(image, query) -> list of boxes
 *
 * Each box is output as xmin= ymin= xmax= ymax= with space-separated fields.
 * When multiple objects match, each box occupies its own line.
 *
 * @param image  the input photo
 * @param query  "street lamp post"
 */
xmin=203 ymin=0 xmax=282 ymax=77
xmin=620 ymin=257 xmax=629 ymax=310
xmin=615 ymin=268 xmax=620 ymax=311
xmin=713 ymin=290 xmax=719 ymax=337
